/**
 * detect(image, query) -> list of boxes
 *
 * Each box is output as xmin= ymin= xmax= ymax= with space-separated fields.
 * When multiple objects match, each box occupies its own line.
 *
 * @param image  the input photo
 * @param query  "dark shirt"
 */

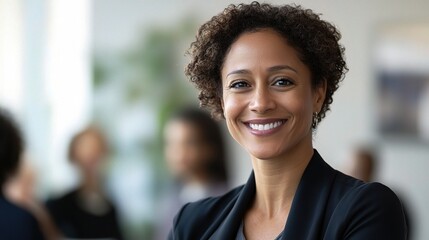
xmin=46 ymin=189 xmax=123 ymax=240
xmin=0 ymin=194 xmax=44 ymax=240
xmin=169 ymin=150 xmax=407 ymax=240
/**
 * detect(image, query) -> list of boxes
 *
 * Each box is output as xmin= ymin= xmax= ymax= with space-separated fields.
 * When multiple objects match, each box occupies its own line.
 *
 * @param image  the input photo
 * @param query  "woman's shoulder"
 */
xmin=333 ymin=171 xmax=401 ymax=207
xmin=0 ymin=196 xmax=43 ymax=239
xmin=326 ymin=172 xmax=407 ymax=239
xmin=46 ymin=189 xmax=77 ymax=209
xmin=341 ymin=179 xmax=404 ymax=219
xmin=0 ymin=195 xmax=36 ymax=221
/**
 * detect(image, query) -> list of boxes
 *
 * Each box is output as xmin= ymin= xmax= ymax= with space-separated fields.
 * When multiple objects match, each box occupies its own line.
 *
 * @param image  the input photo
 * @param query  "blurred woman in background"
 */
xmin=155 ymin=107 xmax=229 ymax=240
xmin=46 ymin=126 xmax=123 ymax=239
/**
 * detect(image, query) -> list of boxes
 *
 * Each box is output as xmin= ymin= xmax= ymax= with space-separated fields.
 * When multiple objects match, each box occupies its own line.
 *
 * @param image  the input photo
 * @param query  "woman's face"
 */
xmin=73 ymin=132 xmax=106 ymax=172
xmin=164 ymin=120 xmax=212 ymax=179
xmin=221 ymin=29 xmax=325 ymax=160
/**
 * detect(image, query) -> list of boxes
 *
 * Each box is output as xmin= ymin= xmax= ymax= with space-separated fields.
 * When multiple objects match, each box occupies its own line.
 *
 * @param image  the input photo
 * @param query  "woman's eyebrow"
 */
xmin=226 ymin=65 xmax=298 ymax=77
xmin=267 ymin=65 xmax=298 ymax=73
xmin=226 ymin=69 xmax=251 ymax=77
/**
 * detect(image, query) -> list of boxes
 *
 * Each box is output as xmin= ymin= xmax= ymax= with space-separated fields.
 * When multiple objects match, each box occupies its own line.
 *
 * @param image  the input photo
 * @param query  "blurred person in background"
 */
xmin=5 ymin=160 xmax=60 ymax=240
xmin=155 ymin=107 xmax=229 ymax=240
xmin=344 ymin=146 xmax=413 ymax=239
xmin=46 ymin=126 xmax=123 ymax=239
xmin=0 ymin=108 xmax=44 ymax=239
xmin=343 ymin=146 xmax=378 ymax=182
xmin=169 ymin=2 xmax=407 ymax=239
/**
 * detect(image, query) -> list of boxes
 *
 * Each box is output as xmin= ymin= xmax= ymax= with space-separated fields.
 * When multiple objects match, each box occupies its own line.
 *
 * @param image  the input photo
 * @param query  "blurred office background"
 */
xmin=1 ymin=0 xmax=428 ymax=239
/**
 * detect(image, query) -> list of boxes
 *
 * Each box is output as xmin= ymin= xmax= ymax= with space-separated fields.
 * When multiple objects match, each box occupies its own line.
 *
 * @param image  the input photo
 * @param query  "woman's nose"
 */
xmin=249 ymin=86 xmax=275 ymax=114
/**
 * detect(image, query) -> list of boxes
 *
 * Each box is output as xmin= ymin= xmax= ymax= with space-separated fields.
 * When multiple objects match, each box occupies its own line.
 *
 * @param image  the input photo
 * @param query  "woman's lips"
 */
xmin=244 ymin=119 xmax=287 ymax=135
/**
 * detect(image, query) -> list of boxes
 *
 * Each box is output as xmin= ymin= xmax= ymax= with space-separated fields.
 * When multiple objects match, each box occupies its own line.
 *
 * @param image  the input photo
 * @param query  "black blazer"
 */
xmin=168 ymin=150 xmax=407 ymax=240
xmin=0 ymin=194 xmax=44 ymax=240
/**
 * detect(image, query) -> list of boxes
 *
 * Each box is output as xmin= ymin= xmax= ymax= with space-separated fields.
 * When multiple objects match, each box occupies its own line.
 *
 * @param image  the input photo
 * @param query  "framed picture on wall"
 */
xmin=374 ymin=23 xmax=429 ymax=141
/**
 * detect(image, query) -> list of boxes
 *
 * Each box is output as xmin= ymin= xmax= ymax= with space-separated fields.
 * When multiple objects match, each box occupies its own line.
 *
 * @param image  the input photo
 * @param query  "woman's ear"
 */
xmin=313 ymin=79 xmax=327 ymax=112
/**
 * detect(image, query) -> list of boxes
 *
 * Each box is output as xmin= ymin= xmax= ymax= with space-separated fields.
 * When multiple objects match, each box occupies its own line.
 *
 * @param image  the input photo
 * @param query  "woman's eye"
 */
xmin=230 ymin=81 xmax=249 ymax=89
xmin=273 ymin=78 xmax=293 ymax=86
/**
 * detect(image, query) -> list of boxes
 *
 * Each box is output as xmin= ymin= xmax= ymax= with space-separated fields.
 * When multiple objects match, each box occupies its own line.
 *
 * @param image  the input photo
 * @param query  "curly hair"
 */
xmin=0 ymin=109 xmax=23 ymax=187
xmin=185 ymin=1 xmax=347 ymax=124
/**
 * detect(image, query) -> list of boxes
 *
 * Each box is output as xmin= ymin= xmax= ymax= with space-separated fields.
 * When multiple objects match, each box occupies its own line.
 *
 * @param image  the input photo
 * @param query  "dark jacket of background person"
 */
xmin=0 ymin=193 xmax=44 ymax=240
xmin=169 ymin=150 xmax=407 ymax=240
xmin=0 ymin=109 xmax=44 ymax=239
xmin=46 ymin=189 xmax=123 ymax=239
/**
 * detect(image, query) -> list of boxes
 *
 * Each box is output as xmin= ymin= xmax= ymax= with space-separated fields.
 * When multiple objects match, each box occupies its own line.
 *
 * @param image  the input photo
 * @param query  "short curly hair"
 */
xmin=185 ymin=2 xmax=347 ymax=124
xmin=0 ymin=109 xmax=23 ymax=187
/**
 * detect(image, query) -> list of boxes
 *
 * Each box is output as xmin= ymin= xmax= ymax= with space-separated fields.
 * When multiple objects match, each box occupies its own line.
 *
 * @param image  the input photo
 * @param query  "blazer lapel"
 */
xmin=206 ymin=172 xmax=256 ymax=240
xmin=205 ymin=150 xmax=336 ymax=240
xmin=281 ymin=150 xmax=337 ymax=240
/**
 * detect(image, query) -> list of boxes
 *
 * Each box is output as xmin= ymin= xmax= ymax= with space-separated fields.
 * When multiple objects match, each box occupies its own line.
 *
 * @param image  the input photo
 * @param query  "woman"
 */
xmin=163 ymin=107 xmax=229 ymax=202
xmin=155 ymin=107 xmax=229 ymax=239
xmin=46 ymin=126 xmax=123 ymax=239
xmin=169 ymin=2 xmax=407 ymax=240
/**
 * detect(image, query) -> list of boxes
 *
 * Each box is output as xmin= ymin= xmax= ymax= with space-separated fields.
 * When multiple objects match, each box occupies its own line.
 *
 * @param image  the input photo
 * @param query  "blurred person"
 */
xmin=169 ymin=2 xmax=407 ymax=239
xmin=344 ymin=146 xmax=413 ymax=239
xmin=418 ymin=81 xmax=429 ymax=140
xmin=46 ymin=126 xmax=123 ymax=239
xmin=344 ymin=146 xmax=378 ymax=182
xmin=155 ymin=107 xmax=229 ymax=240
xmin=0 ymin=108 xmax=44 ymax=239
xmin=5 ymin=160 xmax=61 ymax=240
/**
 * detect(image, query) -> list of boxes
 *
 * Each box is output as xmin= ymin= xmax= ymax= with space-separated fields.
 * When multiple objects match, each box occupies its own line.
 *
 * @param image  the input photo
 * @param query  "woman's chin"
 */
xmin=248 ymin=149 xmax=281 ymax=161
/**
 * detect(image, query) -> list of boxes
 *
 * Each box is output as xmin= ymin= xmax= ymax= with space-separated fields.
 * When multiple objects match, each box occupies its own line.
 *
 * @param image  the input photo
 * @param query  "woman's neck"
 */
xmin=80 ymin=172 xmax=101 ymax=194
xmin=251 ymin=146 xmax=314 ymax=218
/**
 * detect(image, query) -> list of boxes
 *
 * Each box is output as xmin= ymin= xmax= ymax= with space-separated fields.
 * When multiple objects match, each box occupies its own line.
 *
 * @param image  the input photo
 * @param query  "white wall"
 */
xmin=0 ymin=0 xmax=92 ymax=195
xmin=0 ymin=0 xmax=24 ymax=112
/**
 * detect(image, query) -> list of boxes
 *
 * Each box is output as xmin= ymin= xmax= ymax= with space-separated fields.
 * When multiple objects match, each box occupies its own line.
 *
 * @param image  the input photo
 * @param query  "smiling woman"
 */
xmin=221 ymin=29 xmax=321 ymax=161
xmin=169 ymin=2 xmax=408 ymax=240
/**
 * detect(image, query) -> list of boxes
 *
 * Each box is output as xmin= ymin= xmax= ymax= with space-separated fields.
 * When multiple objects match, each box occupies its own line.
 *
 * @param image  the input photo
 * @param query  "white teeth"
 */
xmin=249 ymin=121 xmax=283 ymax=131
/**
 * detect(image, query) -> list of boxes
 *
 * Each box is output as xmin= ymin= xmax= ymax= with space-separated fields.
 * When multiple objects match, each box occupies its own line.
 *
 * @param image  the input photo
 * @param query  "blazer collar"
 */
xmin=282 ymin=149 xmax=336 ymax=239
xmin=208 ymin=149 xmax=336 ymax=240
xmin=207 ymin=171 xmax=256 ymax=239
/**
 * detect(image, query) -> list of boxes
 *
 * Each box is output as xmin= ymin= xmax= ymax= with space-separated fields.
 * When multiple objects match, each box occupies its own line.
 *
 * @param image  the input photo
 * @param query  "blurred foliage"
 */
xmin=92 ymin=18 xmax=198 ymax=239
